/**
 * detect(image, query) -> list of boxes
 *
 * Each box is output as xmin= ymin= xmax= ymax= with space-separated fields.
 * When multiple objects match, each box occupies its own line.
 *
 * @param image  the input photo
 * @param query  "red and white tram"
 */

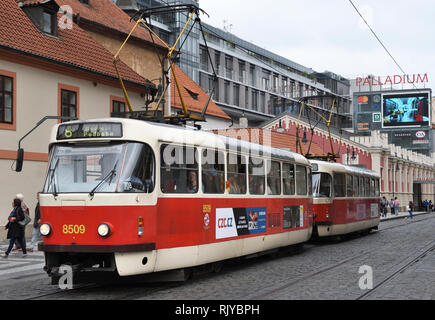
xmin=310 ymin=160 xmax=380 ymax=238
xmin=39 ymin=118 xmax=313 ymax=281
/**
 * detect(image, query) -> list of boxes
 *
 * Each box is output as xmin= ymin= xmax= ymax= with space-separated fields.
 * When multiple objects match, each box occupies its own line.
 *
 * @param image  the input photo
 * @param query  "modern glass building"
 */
xmin=115 ymin=0 xmax=352 ymax=128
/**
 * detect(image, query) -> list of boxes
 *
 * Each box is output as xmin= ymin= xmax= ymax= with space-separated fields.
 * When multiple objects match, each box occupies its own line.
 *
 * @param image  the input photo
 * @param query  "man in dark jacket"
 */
xmin=2 ymin=198 xmax=28 ymax=258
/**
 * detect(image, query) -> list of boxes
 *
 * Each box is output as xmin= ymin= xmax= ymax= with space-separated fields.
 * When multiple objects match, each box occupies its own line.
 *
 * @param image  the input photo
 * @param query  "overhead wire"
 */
xmin=347 ymin=0 xmax=417 ymax=89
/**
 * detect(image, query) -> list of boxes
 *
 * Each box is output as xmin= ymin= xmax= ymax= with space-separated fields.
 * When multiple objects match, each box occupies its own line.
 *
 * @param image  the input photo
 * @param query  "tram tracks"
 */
xmin=250 ymin=214 xmax=435 ymax=300
xmin=356 ymin=239 xmax=435 ymax=300
xmin=25 ymin=214 xmax=435 ymax=300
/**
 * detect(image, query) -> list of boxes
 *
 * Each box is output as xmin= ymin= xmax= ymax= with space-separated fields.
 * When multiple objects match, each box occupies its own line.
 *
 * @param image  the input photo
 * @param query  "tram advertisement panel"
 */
xmin=216 ymin=207 xmax=267 ymax=240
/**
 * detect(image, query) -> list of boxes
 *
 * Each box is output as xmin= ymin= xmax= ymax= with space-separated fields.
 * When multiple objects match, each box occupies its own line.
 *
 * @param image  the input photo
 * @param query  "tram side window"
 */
xmin=160 ymin=144 xmax=198 ymax=194
xmin=375 ymin=178 xmax=380 ymax=196
xmin=359 ymin=176 xmax=364 ymax=197
xmin=365 ymin=177 xmax=370 ymax=197
xmin=119 ymin=143 xmax=155 ymax=193
xmin=227 ymin=153 xmax=247 ymax=194
xmin=282 ymin=163 xmax=295 ymax=195
xmin=346 ymin=175 xmax=354 ymax=197
xmin=267 ymin=160 xmax=281 ymax=195
xmin=334 ymin=173 xmax=346 ymax=197
xmin=296 ymin=165 xmax=307 ymax=195
xmin=249 ymin=157 xmax=265 ymax=195
xmin=202 ymin=149 xmax=225 ymax=194
xmin=312 ymin=173 xmax=331 ymax=197
xmin=370 ymin=178 xmax=375 ymax=197
xmin=354 ymin=175 xmax=359 ymax=197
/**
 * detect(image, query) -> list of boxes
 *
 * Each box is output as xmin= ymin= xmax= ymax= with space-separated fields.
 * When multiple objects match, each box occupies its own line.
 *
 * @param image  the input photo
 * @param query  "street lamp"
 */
xmin=277 ymin=120 xmax=285 ymax=133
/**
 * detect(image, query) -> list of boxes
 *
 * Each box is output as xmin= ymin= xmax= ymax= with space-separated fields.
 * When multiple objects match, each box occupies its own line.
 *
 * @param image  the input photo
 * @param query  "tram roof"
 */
xmin=309 ymin=159 xmax=379 ymax=178
xmin=50 ymin=118 xmax=310 ymax=165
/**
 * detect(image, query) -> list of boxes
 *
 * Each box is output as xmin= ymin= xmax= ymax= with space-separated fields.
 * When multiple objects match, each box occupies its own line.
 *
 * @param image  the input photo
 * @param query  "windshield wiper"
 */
xmin=89 ymin=160 xmax=119 ymax=197
xmin=48 ymin=158 xmax=59 ymax=198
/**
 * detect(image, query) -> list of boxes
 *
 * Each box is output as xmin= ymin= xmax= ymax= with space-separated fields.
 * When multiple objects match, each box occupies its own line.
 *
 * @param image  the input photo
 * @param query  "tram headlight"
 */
xmin=40 ymin=223 xmax=52 ymax=236
xmin=97 ymin=223 xmax=111 ymax=237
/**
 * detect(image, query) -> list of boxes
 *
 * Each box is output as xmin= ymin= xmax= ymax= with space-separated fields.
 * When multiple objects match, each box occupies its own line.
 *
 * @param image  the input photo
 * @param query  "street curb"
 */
xmin=380 ymin=211 xmax=432 ymax=222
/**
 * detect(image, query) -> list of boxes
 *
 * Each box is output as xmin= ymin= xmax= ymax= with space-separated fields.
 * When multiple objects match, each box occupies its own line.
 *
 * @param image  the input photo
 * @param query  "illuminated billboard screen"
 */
xmin=382 ymin=91 xmax=430 ymax=128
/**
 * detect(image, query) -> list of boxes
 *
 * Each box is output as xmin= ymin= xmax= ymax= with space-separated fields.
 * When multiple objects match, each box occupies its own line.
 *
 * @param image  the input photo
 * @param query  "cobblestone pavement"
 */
xmin=1 ymin=214 xmax=434 ymax=300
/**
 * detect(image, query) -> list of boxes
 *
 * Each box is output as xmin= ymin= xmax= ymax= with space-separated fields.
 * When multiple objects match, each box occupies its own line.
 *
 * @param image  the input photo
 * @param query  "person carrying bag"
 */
xmin=2 ymin=198 xmax=28 ymax=258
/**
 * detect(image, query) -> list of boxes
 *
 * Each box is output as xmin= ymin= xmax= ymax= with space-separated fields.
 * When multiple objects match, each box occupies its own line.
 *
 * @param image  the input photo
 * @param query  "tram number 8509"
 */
xmin=62 ymin=224 xmax=86 ymax=235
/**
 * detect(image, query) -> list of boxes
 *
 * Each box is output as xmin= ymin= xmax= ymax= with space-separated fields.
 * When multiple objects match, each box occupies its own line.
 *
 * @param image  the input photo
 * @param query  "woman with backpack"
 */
xmin=2 ymin=198 xmax=28 ymax=258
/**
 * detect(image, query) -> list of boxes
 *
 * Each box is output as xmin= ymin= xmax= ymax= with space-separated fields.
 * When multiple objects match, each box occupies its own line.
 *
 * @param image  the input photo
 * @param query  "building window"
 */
xmin=61 ymin=90 xmax=77 ymax=120
xmin=41 ymin=9 xmax=57 ymax=36
xmin=224 ymin=81 xmax=230 ymax=104
xmin=79 ymin=0 xmax=90 ymax=5
xmin=225 ymin=55 xmax=233 ymax=79
xmin=0 ymin=71 xmax=16 ymax=131
xmin=233 ymin=84 xmax=240 ymax=106
xmin=0 ymin=74 xmax=13 ymax=125
xmin=214 ymin=52 xmax=221 ymax=76
xmin=111 ymin=96 xmax=126 ymax=117
xmin=58 ymin=84 xmax=79 ymax=122
xmin=249 ymin=66 xmax=256 ymax=86
xmin=112 ymin=100 xmax=125 ymax=113
xmin=238 ymin=61 xmax=246 ymax=83
xmin=251 ymin=90 xmax=258 ymax=111
xmin=200 ymin=46 xmax=208 ymax=71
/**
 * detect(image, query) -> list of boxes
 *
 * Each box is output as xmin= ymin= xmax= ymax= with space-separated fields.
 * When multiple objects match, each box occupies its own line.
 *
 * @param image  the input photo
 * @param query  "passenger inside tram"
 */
xmin=228 ymin=174 xmax=241 ymax=194
xmin=161 ymin=169 xmax=176 ymax=193
xmin=202 ymin=168 xmax=224 ymax=194
xmin=187 ymin=171 xmax=198 ymax=193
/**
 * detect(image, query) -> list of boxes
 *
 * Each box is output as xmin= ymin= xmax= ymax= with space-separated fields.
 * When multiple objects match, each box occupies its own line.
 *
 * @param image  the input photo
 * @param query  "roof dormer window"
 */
xmin=42 ymin=9 xmax=56 ymax=35
xmin=19 ymin=0 xmax=59 ymax=37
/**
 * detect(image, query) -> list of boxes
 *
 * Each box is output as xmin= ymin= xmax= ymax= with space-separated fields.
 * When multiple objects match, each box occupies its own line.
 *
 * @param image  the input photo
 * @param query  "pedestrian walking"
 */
xmin=389 ymin=199 xmax=395 ymax=215
xmin=2 ymin=198 xmax=27 ymax=258
xmin=28 ymin=193 xmax=42 ymax=252
xmin=394 ymin=197 xmax=399 ymax=215
xmin=406 ymin=201 xmax=414 ymax=219
xmin=12 ymin=193 xmax=29 ymax=252
xmin=429 ymin=200 xmax=433 ymax=213
xmin=380 ymin=197 xmax=388 ymax=217
xmin=423 ymin=199 xmax=429 ymax=212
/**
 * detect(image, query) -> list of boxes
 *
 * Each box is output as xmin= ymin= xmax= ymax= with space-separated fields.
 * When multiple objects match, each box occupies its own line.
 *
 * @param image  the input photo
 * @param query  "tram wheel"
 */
xmin=183 ymin=268 xmax=193 ymax=281
xmin=212 ymin=262 xmax=223 ymax=273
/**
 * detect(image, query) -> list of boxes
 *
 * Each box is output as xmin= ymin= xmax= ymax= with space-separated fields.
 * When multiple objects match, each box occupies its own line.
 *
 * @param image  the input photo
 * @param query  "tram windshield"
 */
xmin=43 ymin=142 xmax=155 ymax=194
xmin=312 ymin=173 xmax=331 ymax=198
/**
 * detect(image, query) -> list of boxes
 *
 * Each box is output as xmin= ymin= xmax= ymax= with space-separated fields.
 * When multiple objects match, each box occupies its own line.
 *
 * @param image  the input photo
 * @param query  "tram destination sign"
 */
xmin=57 ymin=122 xmax=123 ymax=140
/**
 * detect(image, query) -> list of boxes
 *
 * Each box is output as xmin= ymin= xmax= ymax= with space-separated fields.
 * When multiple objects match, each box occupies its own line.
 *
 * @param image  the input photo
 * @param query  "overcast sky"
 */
xmin=199 ymin=0 xmax=434 ymax=90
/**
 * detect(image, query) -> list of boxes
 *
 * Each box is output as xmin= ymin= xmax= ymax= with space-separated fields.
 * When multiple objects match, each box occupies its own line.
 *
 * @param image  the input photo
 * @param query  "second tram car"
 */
xmin=38 ymin=118 xmax=314 ymax=281
xmin=310 ymin=160 xmax=381 ymax=238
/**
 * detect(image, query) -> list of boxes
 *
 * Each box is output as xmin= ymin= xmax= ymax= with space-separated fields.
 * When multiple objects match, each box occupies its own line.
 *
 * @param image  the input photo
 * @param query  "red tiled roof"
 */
xmin=55 ymin=0 xmax=167 ymax=49
xmin=214 ymin=128 xmax=326 ymax=156
xmin=171 ymin=64 xmax=231 ymax=120
xmin=17 ymin=0 xmax=50 ymax=6
xmin=2 ymin=0 xmax=153 ymax=89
